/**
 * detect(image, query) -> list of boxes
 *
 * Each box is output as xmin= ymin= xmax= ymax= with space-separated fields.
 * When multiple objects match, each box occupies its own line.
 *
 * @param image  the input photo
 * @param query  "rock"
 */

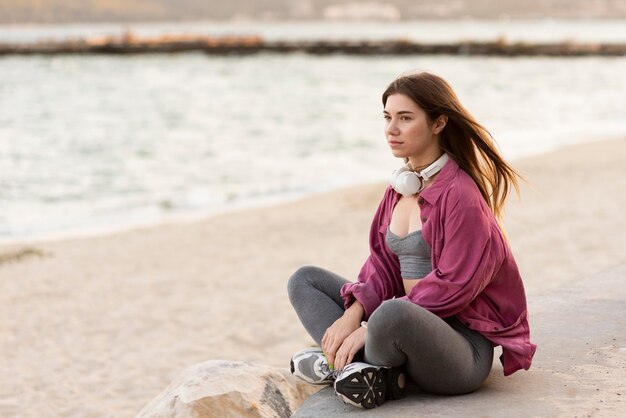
xmin=136 ymin=360 xmax=320 ymax=418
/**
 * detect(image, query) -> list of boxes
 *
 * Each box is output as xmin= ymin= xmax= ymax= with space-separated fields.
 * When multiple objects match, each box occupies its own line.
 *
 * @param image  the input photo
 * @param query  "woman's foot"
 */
xmin=290 ymin=347 xmax=336 ymax=385
xmin=333 ymin=362 xmax=406 ymax=409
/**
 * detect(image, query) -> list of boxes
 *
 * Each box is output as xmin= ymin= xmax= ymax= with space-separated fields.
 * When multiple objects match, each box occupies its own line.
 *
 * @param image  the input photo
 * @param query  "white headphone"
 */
xmin=389 ymin=153 xmax=450 ymax=197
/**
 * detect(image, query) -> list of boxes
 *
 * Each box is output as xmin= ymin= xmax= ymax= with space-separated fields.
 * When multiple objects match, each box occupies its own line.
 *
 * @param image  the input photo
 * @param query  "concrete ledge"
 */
xmin=293 ymin=264 xmax=626 ymax=417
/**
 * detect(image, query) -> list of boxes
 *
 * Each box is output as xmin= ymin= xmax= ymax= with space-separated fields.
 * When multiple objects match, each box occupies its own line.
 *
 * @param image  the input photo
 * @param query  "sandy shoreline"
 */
xmin=1 ymin=137 xmax=625 ymax=417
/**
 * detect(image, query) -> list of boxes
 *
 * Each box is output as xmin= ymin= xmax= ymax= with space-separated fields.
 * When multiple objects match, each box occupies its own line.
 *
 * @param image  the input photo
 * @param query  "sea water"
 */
xmin=1 ymin=20 xmax=626 ymax=242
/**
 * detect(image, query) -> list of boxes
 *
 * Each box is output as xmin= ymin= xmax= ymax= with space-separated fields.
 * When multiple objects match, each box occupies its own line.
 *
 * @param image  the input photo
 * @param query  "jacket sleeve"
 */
xmin=340 ymin=187 xmax=402 ymax=320
xmin=340 ymin=254 xmax=395 ymax=320
xmin=400 ymin=189 xmax=505 ymax=317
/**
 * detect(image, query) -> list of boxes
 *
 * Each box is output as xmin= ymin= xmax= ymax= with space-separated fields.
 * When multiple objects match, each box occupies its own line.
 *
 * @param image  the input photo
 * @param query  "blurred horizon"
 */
xmin=2 ymin=0 xmax=626 ymax=24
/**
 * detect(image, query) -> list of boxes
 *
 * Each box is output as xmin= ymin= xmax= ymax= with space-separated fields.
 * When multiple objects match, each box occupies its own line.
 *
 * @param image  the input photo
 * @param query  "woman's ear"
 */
xmin=433 ymin=115 xmax=448 ymax=134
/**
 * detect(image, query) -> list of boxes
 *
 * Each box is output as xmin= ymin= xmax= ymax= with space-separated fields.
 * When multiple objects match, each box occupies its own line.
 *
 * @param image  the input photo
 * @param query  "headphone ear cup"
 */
xmin=395 ymin=171 xmax=422 ymax=196
xmin=389 ymin=165 xmax=409 ymax=185
xmin=390 ymin=169 xmax=422 ymax=197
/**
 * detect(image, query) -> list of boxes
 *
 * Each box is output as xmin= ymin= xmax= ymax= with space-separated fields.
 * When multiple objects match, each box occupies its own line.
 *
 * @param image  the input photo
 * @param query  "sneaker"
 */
xmin=290 ymin=347 xmax=336 ymax=385
xmin=333 ymin=362 xmax=406 ymax=409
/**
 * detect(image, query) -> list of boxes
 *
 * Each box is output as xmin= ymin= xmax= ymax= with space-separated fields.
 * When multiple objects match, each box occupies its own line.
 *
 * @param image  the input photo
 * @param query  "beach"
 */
xmin=1 ymin=137 xmax=625 ymax=417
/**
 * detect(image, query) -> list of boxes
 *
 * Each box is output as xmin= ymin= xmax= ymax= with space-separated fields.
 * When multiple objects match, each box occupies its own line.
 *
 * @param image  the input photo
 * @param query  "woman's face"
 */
xmin=383 ymin=93 xmax=441 ymax=165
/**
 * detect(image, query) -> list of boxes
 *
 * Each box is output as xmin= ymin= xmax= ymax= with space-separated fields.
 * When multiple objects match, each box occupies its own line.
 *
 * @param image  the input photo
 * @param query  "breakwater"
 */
xmin=1 ymin=33 xmax=625 ymax=56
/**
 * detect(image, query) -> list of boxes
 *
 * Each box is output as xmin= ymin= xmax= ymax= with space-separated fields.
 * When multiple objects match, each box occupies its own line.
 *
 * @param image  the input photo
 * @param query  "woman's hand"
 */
xmin=322 ymin=301 xmax=364 ymax=369
xmin=333 ymin=326 xmax=367 ymax=371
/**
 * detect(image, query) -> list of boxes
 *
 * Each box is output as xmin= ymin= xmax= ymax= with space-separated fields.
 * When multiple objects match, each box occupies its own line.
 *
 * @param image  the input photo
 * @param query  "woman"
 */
xmin=288 ymin=71 xmax=536 ymax=409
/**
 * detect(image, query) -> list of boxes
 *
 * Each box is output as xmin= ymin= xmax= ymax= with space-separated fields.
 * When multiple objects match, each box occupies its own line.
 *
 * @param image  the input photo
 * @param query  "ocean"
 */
xmin=1 ymin=20 xmax=626 ymax=242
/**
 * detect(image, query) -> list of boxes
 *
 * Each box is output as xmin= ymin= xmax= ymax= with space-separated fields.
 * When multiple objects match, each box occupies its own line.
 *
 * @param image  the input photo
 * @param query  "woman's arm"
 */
xmin=340 ymin=258 xmax=386 ymax=318
xmin=340 ymin=186 xmax=403 ymax=319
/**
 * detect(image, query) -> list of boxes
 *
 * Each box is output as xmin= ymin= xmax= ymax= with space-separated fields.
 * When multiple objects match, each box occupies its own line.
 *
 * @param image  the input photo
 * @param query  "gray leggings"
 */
xmin=287 ymin=265 xmax=494 ymax=395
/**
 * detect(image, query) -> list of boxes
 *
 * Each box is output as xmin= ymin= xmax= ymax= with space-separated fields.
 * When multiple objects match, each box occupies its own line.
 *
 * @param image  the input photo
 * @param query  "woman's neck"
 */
xmin=408 ymin=152 xmax=443 ymax=172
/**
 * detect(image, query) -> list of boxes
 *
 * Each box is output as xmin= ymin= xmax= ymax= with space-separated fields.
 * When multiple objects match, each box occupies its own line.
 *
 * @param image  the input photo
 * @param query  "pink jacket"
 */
xmin=340 ymin=157 xmax=536 ymax=376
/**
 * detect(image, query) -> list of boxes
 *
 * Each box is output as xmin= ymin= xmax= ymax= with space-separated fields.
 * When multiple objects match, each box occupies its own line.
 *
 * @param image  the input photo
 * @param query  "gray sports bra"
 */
xmin=385 ymin=226 xmax=432 ymax=279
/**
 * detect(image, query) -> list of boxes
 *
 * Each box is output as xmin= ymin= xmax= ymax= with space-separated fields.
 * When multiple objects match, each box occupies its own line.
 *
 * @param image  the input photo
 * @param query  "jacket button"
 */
xmin=493 ymin=326 xmax=499 ymax=331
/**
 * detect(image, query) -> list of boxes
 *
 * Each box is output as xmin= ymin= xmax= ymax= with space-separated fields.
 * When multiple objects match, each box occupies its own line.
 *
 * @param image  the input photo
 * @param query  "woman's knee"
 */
xmin=365 ymin=300 xmax=417 ymax=366
xmin=368 ymin=299 xmax=431 ymax=338
xmin=287 ymin=265 xmax=322 ymax=299
xmin=369 ymin=299 xmax=420 ymax=325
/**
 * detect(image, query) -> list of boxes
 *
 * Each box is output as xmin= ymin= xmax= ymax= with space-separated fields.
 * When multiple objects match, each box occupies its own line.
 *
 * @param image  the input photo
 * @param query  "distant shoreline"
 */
xmin=2 ymin=34 xmax=626 ymax=56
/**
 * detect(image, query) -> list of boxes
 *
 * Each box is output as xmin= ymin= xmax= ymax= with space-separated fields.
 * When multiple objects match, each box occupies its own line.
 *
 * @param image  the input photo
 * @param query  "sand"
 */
xmin=0 ymin=137 xmax=625 ymax=417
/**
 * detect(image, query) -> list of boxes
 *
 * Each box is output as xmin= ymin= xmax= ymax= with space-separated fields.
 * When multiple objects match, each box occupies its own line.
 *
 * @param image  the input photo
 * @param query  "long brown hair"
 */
xmin=382 ymin=71 xmax=523 ymax=227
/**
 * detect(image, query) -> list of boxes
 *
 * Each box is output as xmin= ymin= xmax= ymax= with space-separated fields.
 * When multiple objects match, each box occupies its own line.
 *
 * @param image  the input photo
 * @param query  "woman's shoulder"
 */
xmin=440 ymin=168 xmax=484 ymax=209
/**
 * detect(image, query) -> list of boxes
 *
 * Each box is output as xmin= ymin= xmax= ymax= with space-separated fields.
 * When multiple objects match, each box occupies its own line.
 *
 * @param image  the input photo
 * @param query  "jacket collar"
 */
xmin=418 ymin=156 xmax=459 ymax=205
